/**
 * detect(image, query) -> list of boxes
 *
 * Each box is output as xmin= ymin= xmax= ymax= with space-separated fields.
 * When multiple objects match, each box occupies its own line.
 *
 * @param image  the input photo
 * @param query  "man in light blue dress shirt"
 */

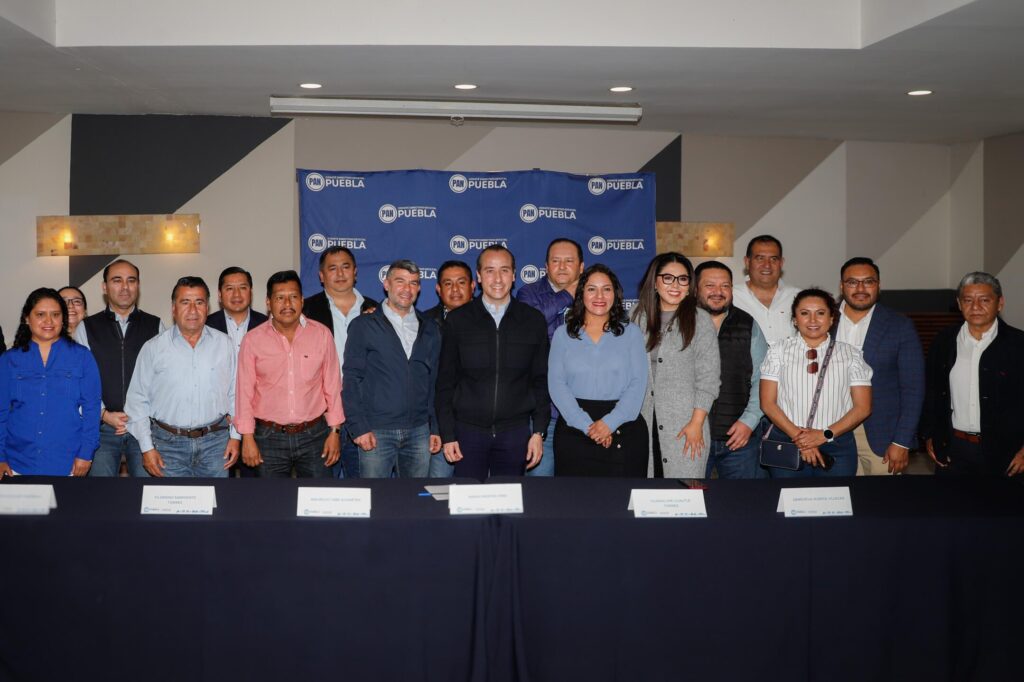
xmin=125 ymin=276 xmax=239 ymax=477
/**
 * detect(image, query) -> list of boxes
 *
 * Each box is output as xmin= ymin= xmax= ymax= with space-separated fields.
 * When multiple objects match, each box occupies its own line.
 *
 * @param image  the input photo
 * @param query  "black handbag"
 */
xmin=759 ymin=339 xmax=835 ymax=470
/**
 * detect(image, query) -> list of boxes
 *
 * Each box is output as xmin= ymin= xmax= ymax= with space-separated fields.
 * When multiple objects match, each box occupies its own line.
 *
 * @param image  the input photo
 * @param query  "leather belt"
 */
xmin=256 ymin=416 xmax=323 ymax=434
xmin=952 ymin=428 xmax=982 ymax=444
xmin=152 ymin=416 xmax=228 ymax=439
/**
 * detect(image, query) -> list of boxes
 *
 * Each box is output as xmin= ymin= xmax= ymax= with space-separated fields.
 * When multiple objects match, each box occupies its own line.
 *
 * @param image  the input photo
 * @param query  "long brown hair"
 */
xmin=631 ymin=252 xmax=697 ymax=352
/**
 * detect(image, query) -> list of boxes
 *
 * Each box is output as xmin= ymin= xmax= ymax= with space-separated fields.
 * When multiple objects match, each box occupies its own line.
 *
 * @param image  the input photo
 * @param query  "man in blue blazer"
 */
xmin=835 ymin=257 xmax=925 ymax=474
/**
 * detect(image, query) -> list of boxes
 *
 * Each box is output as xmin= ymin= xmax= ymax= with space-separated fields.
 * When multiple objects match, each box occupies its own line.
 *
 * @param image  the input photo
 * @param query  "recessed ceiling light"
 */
xmin=609 ymin=86 xmax=634 ymax=93
xmin=454 ymin=83 xmax=478 ymax=90
xmin=300 ymin=83 xmax=322 ymax=90
xmin=907 ymin=89 xmax=933 ymax=96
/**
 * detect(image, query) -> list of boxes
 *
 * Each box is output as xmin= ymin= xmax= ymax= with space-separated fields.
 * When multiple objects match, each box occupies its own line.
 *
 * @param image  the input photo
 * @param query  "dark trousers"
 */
xmin=254 ymin=418 xmax=333 ymax=478
xmin=553 ymin=399 xmax=648 ymax=477
xmin=937 ymin=435 xmax=1007 ymax=477
xmin=453 ymin=422 xmax=530 ymax=480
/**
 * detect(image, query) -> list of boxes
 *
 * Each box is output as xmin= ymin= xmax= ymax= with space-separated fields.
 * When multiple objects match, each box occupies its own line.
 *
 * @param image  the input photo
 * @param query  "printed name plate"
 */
xmin=776 ymin=486 xmax=853 ymax=517
xmin=628 ymin=489 xmax=707 ymax=518
xmin=0 ymin=484 xmax=57 ymax=515
xmin=141 ymin=486 xmax=217 ymax=515
xmin=449 ymin=484 xmax=523 ymax=515
xmin=297 ymin=487 xmax=371 ymax=518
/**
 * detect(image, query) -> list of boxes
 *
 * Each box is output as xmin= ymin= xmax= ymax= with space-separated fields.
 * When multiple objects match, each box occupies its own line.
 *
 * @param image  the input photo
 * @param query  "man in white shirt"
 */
xmin=731 ymin=235 xmax=801 ymax=346
xmin=835 ymin=257 xmax=925 ymax=475
xmin=921 ymin=272 xmax=1024 ymax=476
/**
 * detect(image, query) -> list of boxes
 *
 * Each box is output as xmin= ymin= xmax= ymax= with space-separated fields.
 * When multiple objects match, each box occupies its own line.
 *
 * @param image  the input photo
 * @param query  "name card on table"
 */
xmin=141 ymin=486 xmax=217 ymax=515
xmin=449 ymin=484 xmax=523 ymax=515
xmin=297 ymin=487 xmax=371 ymax=518
xmin=628 ymin=489 xmax=707 ymax=518
xmin=776 ymin=486 xmax=853 ymax=518
xmin=0 ymin=484 xmax=57 ymax=515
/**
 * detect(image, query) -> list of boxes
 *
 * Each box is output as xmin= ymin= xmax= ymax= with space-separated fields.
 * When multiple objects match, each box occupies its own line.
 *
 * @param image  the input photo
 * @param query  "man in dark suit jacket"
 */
xmin=205 ymin=267 xmax=268 ymax=349
xmin=301 ymin=246 xmax=377 ymax=479
xmin=836 ymin=258 xmax=925 ymax=475
xmin=921 ymin=272 xmax=1024 ymax=477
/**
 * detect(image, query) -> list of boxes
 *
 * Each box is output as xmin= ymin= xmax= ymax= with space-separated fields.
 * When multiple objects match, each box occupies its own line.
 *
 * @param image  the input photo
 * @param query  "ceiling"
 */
xmin=1 ymin=0 xmax=1023 ymax=143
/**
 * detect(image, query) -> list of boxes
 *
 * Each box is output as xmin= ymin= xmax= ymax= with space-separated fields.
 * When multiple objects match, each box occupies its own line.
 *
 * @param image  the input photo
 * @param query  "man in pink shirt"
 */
xmin=235 ymin=270 xmax=344 ymax=477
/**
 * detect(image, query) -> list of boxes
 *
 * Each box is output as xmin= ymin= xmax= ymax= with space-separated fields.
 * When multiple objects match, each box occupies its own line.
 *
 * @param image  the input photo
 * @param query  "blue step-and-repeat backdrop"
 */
xmin=298 ymin=169 xmax=656 ymax=311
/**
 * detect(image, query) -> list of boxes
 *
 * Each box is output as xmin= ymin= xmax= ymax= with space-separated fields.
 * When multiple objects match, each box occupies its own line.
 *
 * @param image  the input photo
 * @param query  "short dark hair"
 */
xmin=318 ymin=246 xmax=356 ymax=270
xmin=840 ymin=257 xmax=880 ymax=280
xmin=58 ymin=286 xmax=87 ymax=311
xmin=266 ymin=270 xmax=303 ymax=299
xmin=438 ymin=260 xmax=472 ymax=280
xmin=218 ymin=266 xmax=253 ymax=290
xmin=476 ymin=244 xmax=515 ymax=273
xmin=791 ymin=287 xmax=839 ymax=321
xmin=545 ymin=238 xmax=583 ymax=263
xmin=694 ymin=261 xmax=733 ymax=285
xmin=171 ymin=276 xmax=210 ymax=301
xmin=103 ymin=259 xmax=140 ymax=281
xmin=745 ymin=235 xmax=783 ymax=259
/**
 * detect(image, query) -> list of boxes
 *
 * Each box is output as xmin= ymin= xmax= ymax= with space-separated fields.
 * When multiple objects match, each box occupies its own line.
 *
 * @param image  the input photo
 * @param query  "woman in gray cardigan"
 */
xmin=632 ymin=253 xmax=721 ymax=478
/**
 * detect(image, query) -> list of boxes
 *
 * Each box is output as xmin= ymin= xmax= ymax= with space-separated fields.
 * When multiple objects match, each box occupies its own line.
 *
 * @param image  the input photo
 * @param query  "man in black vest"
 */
xmin=695 ymin=261 xmax=769 ymax=479
xmin=74 ymin=259 xmax=164 ymax=477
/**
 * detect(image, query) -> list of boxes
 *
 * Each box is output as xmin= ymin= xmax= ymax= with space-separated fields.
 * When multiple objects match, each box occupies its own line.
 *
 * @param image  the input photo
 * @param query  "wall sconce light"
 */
xmin=37 ymin=214 xmax=201 ymax=256
xmin=656 ymin=221 xmax=735 ymax=258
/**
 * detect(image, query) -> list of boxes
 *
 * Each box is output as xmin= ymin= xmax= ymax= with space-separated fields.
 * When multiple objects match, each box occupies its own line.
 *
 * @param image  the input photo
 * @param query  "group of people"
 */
xmin=1 ymin=233 xmax=1022 ymax=480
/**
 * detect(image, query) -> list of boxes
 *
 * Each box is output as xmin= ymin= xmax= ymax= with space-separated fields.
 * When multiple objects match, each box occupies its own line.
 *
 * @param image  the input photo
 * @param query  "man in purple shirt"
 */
xmin=516 ymin=238 xmax=584 ymax=476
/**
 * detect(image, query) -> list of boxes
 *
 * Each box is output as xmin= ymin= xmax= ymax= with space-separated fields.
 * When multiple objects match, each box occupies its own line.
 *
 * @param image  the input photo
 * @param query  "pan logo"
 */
xmin=589 ymin=236 xmax=645 ymax=254
xmin=379 ymin=204 xmax=437 ymax=223
xmin=451 ymin=235 xmax=508 ymax=254
xmin=450 ymin=174 xmax=509 ymax=193
xmin=307 ymin=233 xmax=328 ymax=253
xmin=520 ymin=265 xmax=541 ymax=284
xmin=587 ymin=178 xmax=606 ymax=195
xmin=305 ymin=173 xmax=326 ymax=192
xmin=520 ymin=204 xmax=577 ymax=222
xmin=589 ymin=177 xmax=644 ymax=194
xmin=378 ymin=265 xmax=389 ymax=282
xmin=588 ymin=236 xmax=607 ymax=255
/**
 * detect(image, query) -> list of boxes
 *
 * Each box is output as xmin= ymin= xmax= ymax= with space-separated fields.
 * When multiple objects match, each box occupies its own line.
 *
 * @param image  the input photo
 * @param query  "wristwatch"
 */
xmin=823 ymin=429 xmax=835 ymax=443
xmin=330 ymin=426 xmax=342 ymax=434
xmin=533 ymin=431 xmax=546 ymax=441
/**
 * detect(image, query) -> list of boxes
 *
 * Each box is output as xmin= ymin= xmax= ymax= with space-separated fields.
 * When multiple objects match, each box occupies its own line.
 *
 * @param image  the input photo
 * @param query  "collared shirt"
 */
xmin=548 ymin=324 xmax=648 ymax=432
xmin=327 ymin=289 xmax=365 ymax=378
xmin=760 ymin=334 xmax=873 ymax=430
xmin=836 ymin=302 xmax=876 ymax=351
xmin=0 ymin=338 xmax=101 ymax=475
xmin=125 ymin=325 xmax=239 ymax=453
xmin=516 ymin=277 xmax=574 ymax=340
xmin=732 ymin=278 xmax=800 ymax=346
xmin=381 ymin=301 xmax=419 ymax=359
xmin=483 ymin=298 xmax=510 ymax=328
xmin=223 ymin=310 xmax=252 ymax=356
xmin=950 ymin=321 xmax=998 ymax=433
xmin=234 ymin=315 xmax=343 ymax=434
xmin=73 ymin=307 xmax=167 ymax=349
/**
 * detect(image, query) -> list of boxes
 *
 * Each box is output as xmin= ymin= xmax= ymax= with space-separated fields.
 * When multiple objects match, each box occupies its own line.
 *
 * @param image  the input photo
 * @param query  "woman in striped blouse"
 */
xmin=759 ymin=288 xmax=872 ymax=477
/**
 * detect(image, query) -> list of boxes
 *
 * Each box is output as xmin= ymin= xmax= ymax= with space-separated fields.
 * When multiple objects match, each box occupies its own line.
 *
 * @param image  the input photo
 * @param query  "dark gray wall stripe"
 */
xmin=639 ymin=135 xmax=681 ymax=222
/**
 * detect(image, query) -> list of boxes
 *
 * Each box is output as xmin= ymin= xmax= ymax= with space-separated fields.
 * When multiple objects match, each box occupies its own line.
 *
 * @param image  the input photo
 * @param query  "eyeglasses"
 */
xmin=842 ymin=278 xmax=878 ymax=289
xmin=62 ymin=298 xmax=85 ymax=308
xmin=806 ymin=348 xmax=819 ymax=374
xmin=658 ymin=274 xmax=690 ymax=286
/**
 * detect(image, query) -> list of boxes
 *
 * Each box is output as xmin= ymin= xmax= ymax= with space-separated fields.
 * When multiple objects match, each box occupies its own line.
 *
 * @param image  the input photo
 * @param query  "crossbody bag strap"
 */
xmin=804 ymin=337 xmax=836 ymax=429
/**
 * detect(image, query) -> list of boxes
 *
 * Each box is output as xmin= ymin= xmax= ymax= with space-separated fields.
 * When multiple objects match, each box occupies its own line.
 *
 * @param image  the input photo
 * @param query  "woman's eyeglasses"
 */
xmin=658 ymin=274 xmax=690 ymax=286
xmin=806 ymin=348 xmax=819 ymax=374
xmin=62 ymin=298 xmax=85 ymax=308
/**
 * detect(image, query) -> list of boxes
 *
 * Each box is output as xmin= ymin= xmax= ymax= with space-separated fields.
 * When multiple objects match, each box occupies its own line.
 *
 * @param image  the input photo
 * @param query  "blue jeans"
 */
xmin=151 ymin=425 xmax=230 ymax=478
xmin=767 ymin=430 xmax=858 ymax=479
xmin=526 ymin=419 xmax=556 ymax=477
xmin=333 ymin=426 xmax=361 ymax=479
xmin=428 ymin=449 xmax=455 ymax=478
xmin=89 ymin=422 xmax=148 ymax=477
xmin=254 ymin=419 xmax=333 ymax=478
xmin=357 ymin=423 xmax=431 ymax=478
xmin=705 ymin=423 xmax=767 ymax=479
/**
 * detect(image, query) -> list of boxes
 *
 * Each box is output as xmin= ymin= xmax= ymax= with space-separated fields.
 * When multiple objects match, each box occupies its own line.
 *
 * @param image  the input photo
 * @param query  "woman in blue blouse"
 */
xmin=0 ymin=288 xmax=101 ymax=477
xmin=548 ymin=264 xmax=649 ymax=476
